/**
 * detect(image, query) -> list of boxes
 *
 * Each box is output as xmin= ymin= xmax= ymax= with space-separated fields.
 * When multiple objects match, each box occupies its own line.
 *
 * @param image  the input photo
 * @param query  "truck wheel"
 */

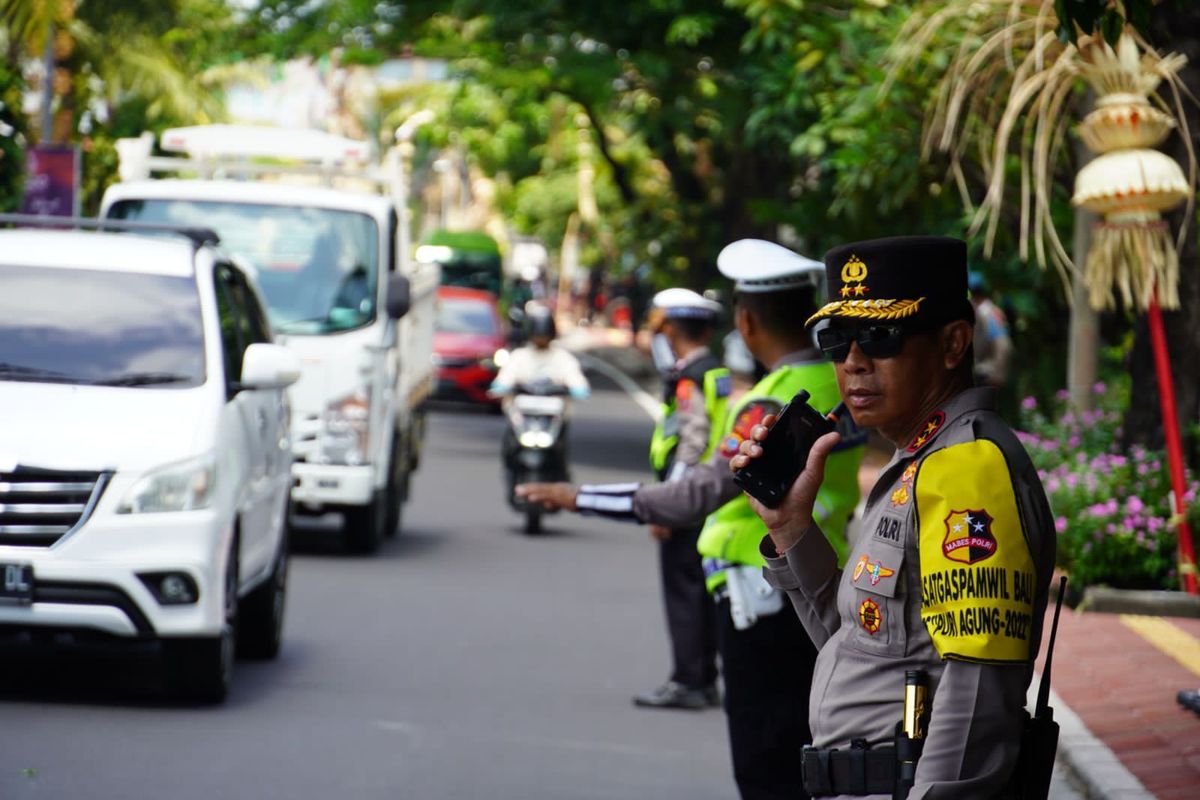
xmin=384 ymin=436 xmax=406 ymax=539
xmin=237 ymin=534 xmax=287 ymax=659
xmin=165 ymin=547 xmax=237 ymax=703
xmin=345 ymin=490 xmax=384 ymax=554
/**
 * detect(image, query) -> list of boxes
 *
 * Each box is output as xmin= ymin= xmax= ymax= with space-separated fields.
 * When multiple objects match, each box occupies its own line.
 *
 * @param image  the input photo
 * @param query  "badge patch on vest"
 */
xmin=942 ymin=509 xmax=998 ymax=565
xmin=675 ymin=379 xmax=697 ymax=412
xmin=714 ymin=374 xmax=732 ymax=398
xmin=719 ymin=403 xmax=772 ymax=458
xmin=890 ymin=485 xmax=910 ymax=507
xmin=853 ymin=555 xmax=896 ymax=586
xmin=858 ymin=598 xmax=883 ymax=634
xmin=915 ymin=439 xmax=1038 ymax=664
xmin=906 ymin=410 xmax=946 ymax=454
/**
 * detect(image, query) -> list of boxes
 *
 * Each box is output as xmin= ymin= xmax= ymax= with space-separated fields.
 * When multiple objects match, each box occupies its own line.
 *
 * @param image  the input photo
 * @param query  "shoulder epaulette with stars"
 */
xmin=906 ymin=410 xmax=946 ymax=454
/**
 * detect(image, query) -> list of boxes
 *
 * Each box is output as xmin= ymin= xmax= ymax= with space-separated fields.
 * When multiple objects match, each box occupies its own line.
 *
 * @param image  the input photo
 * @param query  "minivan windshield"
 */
xmin=109 ymin=199 xmax=380 ymax=335
xmin=436 ymin=297 xmax=499 ymax=336
xmin=0 ymin=265 xmax=206 ymax=387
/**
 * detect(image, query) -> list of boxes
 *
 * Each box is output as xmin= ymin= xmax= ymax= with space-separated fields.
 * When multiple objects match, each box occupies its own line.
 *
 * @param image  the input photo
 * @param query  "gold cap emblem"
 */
xmin=839 ymin=255 xmax=869 ymax=298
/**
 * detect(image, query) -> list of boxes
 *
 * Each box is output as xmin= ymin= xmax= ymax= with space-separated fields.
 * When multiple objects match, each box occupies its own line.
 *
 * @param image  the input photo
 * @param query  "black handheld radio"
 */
xmin=731 ymin=390 xmax=842 ymax=509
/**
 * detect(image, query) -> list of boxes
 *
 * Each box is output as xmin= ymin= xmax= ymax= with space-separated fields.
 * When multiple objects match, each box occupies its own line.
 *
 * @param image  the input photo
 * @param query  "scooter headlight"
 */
xmin=518 ymin=430 xmax=555 ymax=449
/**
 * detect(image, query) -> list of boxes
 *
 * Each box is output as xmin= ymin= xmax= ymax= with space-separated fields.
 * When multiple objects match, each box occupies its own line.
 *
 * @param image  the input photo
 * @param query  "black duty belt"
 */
xmin=801 ymin=744 xmax=897 ymax=796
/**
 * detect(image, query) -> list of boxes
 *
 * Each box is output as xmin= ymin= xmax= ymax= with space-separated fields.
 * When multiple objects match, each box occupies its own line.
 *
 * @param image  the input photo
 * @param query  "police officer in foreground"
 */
xmin=732 ymin=236 xmax=1056 ymax=798
xmin=519 ymin=239 xmax=865 ymax=800
xmin=638 ymin=288 xmax=728 ymax=710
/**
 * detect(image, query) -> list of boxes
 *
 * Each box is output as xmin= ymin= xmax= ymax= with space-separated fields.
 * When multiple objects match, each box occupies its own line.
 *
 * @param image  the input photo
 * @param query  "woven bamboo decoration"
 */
xmin=1072 ymin=32 xmax=1190 ymax=311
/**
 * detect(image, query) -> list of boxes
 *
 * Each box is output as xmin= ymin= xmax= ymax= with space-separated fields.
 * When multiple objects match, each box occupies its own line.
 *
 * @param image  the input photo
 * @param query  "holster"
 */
xmin=893 ymin=722 xmax=924 ymax=800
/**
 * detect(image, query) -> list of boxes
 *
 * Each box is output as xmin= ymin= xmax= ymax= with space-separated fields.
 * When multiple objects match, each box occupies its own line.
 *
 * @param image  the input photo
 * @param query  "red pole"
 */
xmin=1147 ymin=296 xmax=1198 ymax=594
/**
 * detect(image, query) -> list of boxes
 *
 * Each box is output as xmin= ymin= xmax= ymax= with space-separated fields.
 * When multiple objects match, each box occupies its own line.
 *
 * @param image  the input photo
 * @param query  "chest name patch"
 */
xmin=873 ymin=516 xmax=902 ymax=544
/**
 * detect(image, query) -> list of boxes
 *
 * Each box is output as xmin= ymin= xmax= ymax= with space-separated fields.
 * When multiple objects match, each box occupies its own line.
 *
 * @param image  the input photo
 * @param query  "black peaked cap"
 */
xmin=806 ymin=235 xmax=974 ymax=328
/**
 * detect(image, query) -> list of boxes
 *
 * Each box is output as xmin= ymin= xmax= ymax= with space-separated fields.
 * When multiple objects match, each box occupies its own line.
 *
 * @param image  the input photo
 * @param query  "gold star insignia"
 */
xmin=913 ymin=434 xmax=927 ymax=448
xmin=840 ymin=285 xmax=853 ymax=298
xmin=925 ymin=420 xmax=939 ymax=434
xmin=853 ymin=285 xmax=868 ymax=296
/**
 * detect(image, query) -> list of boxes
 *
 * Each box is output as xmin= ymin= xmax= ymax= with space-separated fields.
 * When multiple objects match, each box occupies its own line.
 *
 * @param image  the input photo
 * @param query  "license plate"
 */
xmin=0 ymin=563 xmax=33 ymax=604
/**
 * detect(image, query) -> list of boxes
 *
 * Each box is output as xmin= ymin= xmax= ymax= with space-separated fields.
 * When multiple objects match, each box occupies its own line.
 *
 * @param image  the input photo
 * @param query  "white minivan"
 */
xmin=0 ymin=218 xmax=300 ymax=703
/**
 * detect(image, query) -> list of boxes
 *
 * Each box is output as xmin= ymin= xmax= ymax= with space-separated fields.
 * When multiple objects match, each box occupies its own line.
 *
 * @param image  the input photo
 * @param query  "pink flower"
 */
xmin=1056 ymin=389 xmax=1070 ymax=401
xmin=1022 ymin=396 xmax=1038 ymax=411
xmin=1127 ymin=496 xmax=1145 ymax=515
xmin=1055 ymin=517 xmax=1068 ymax=534
xmin=1093 ymin=381 xmax=1107 ymax=394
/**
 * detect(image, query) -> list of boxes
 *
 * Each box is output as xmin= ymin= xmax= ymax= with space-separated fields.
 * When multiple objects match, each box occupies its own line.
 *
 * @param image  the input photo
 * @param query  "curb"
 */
xmin=1078 ymin=586 xmax=1200 ymax=618
xmin=1030 ymin=677 xmax=1154 ymax=800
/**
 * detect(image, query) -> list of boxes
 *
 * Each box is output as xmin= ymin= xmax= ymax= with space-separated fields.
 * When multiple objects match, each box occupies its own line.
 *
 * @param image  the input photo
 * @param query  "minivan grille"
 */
xmin=0 ymin=467 xmax=108 ymax=547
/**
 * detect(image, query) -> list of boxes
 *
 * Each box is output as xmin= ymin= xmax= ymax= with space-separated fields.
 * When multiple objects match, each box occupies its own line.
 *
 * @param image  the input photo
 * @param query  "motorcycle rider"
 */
xmin=490 ymin=305 xmax=590 ymax=400
xmin=491 ymin=305 xmax=590 ymax=487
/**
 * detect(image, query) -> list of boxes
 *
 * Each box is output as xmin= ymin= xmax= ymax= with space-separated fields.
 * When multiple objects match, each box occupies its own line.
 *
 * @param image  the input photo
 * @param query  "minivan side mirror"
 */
xmin=239 ymin=343 xmax=302 ymax=390
xmin=386 ymin=273 xmax=411 ymax=320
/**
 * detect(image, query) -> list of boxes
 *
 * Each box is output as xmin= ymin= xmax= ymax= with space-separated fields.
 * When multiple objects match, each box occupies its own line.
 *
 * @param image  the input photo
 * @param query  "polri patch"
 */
xmin=858 ymin=598 xmax=883 ymax=634
xmin=873 ymin=515 xmax=903 ymax=544
xmin=942 ymin=509 xmax=998 ymax=565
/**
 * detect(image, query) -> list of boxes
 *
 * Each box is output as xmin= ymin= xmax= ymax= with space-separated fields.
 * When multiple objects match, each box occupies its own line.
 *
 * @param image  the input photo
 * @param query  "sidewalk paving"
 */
xmin=567 ymin=331 xmax=1200 ymax=799
xmin=1037 ymin=607 xmax=1200 ymax=799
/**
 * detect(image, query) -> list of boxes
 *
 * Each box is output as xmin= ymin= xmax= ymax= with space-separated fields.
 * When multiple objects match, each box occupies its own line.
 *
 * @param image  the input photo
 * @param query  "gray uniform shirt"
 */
xmin=761 ymin=388 xmax=1055 ymax=799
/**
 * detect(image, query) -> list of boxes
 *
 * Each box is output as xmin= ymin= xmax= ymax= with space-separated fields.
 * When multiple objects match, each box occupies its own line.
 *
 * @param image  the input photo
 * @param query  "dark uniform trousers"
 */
xmin=715 ymin=595 xmax=815 ymax=800
xmin=658 ymin=522 xmax=717 ymax=689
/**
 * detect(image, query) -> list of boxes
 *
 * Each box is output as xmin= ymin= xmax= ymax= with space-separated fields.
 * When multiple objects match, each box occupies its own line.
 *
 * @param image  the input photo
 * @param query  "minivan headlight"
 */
xmin=117 ymin=454 xmax=216 ymax=514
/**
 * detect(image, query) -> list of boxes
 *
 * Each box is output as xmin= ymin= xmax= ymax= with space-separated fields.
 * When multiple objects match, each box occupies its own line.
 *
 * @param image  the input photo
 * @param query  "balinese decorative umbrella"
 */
xmin=1072 ymin=31 xmax=1196 ymax=592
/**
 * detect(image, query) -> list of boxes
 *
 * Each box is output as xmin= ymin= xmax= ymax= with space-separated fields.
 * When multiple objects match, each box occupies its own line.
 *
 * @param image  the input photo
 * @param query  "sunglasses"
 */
xmin=817 ymin=324 xmax=909 ymax=362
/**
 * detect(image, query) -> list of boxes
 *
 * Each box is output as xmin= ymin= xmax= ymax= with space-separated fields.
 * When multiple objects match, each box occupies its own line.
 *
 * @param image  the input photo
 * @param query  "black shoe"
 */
xmin=1177 ymin=689 xmax=1200 ymax=714
xmin=633 ymin=681 xmax=709 ymax=710
xmin=703 ymin=684 xmax=722 ymax=707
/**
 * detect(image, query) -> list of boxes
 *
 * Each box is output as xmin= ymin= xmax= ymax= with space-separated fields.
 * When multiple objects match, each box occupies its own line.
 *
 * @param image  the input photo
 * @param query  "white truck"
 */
xmin=102 ymin=125 xmax=439 ymax=553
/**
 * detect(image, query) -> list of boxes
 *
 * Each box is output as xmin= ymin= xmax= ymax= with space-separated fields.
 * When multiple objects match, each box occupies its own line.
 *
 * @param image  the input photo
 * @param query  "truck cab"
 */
xmin=102 ymin=126 xmax=439 ymax=553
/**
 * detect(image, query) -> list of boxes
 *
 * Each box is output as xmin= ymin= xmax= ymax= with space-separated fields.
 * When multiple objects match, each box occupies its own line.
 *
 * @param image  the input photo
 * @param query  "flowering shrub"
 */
xmin=1017 ymin=382 xmax=1199 ymax=591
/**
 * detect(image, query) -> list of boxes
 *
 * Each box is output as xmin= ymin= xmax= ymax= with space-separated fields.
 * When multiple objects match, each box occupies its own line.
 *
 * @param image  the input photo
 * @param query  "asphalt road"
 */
xmin=0 ymin=375 xmax=734 ymax=800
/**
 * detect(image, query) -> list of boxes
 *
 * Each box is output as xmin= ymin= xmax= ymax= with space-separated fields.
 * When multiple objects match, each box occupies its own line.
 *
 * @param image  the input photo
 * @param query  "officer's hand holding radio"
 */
xmin=729 ymin=410 xmax=841 ymax=555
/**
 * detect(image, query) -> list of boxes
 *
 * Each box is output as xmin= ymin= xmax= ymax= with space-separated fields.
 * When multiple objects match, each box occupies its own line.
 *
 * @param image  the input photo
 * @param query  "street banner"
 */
xmin=21 ymin=144 xmax=79 ymax=217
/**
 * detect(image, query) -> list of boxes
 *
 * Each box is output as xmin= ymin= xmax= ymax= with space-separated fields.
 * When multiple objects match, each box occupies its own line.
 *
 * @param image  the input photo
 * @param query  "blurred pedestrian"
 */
xmin=637 ymin=288 xmax=728 ymax=710
xmin=969 ymin=271 xmax=1012 ymax=389
xmin=518 ymin=239 xmax=865 ymax=800
xmin=733 ymin=236 xmax=1056 ymax=797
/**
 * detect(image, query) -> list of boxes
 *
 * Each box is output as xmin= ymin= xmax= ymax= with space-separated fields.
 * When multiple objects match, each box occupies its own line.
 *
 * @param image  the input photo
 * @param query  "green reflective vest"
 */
xmin=698 ymin=360 xmax=864 ymax=591
xmin=649 ymin=358 xmax=731 ymax=479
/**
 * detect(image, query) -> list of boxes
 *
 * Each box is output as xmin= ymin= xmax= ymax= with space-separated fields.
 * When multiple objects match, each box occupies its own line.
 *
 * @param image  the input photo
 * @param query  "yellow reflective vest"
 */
xmin=648 ymin=355 xmax=731 ymax=479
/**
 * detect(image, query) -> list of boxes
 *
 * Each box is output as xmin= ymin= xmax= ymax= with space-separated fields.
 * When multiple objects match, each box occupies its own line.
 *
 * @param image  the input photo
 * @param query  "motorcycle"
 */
xmin=503 ymin=379 xmax=570 ymax=534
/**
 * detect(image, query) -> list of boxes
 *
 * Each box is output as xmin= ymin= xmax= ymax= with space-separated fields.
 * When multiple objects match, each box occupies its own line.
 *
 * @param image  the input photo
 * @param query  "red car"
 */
xmin=432 ymin=286 xmax=507 ymax=407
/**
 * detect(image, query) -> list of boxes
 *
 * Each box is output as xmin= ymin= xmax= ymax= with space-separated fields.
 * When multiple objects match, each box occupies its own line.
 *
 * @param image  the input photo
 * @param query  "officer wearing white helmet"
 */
xmin=636 ymin=288 xmax=729 ymax=710
xmin=519 ymin=240 xmax=866 ymax=800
